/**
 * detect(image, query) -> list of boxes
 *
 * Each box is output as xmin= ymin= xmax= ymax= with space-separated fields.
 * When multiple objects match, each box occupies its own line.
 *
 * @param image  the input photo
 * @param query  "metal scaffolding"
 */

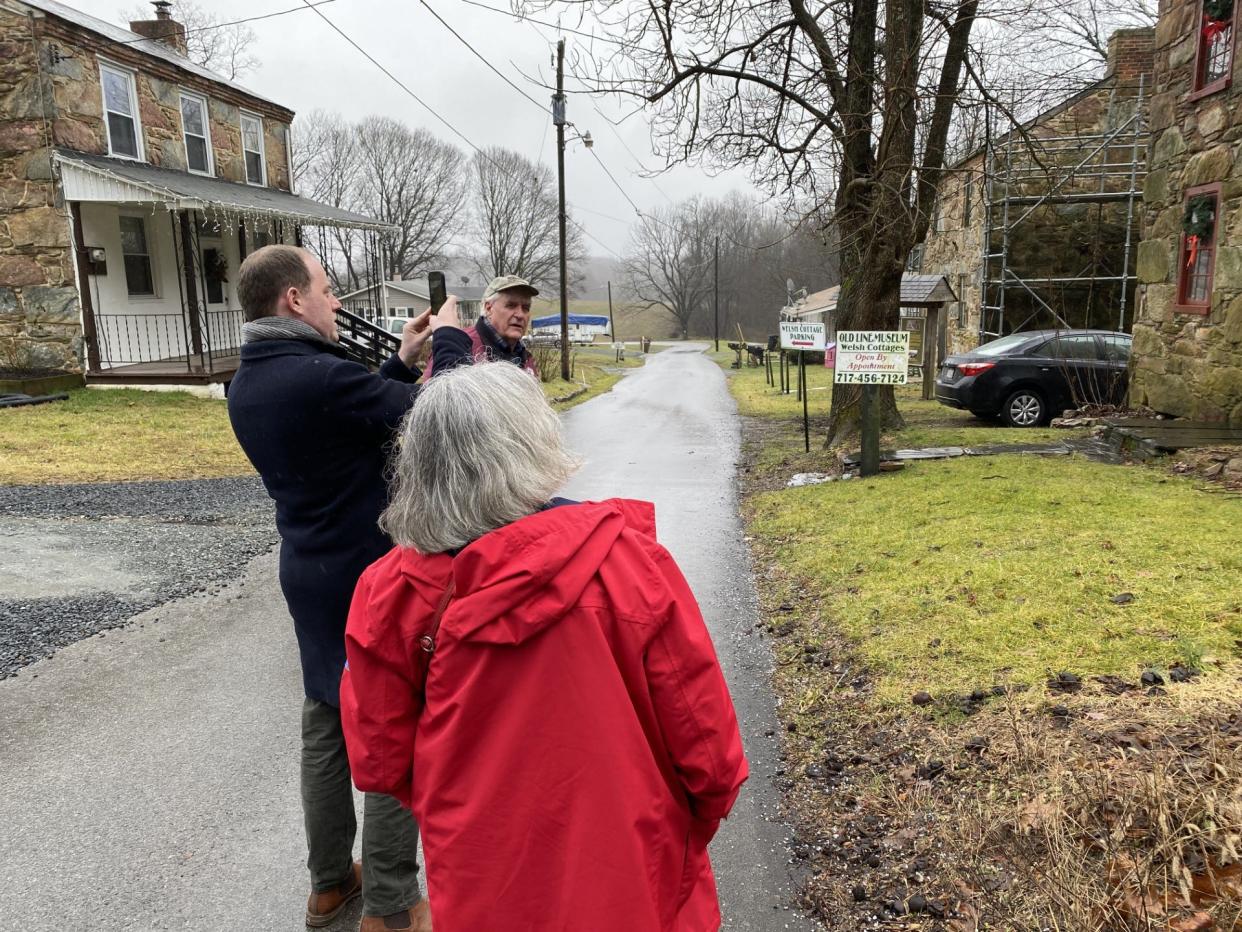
xmin=978 ymin=76 xmax=1147 ymax=340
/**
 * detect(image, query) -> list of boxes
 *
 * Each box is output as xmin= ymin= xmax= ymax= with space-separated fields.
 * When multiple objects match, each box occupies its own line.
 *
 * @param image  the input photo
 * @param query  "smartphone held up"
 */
xmin=428 ymin=271 xmax=447 ymax=315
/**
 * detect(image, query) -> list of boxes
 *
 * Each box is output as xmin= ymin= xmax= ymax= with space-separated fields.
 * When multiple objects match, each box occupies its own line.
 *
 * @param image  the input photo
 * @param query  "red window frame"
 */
xmin=1176 ymin=183 xmax=1222 ymax=314
xmin=1191 ymin=0 xmax=1237 ymax=99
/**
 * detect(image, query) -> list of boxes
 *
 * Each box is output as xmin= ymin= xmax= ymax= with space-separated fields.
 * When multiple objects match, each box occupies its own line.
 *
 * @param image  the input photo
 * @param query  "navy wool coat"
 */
xmin=227 ymin=329 xmax=471 ymax=704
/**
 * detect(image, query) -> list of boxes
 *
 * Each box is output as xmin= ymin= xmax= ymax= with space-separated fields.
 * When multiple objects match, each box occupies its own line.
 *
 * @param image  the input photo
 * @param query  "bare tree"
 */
xmin=625 ymin=194 xmax=837 ymax=339
xmin=1004 ymin=0 xmax=1156 ymax=79
xmin=466 ymin=147 xmax=585 ymax=293
xmin=292 ymin=113 xmax=468 ymax=292
xmin=624 ymin=198 xmax=719 ymax=338
xmin=123 ymin=1 xmax=259 ymax=79
xmin=354 ymin=117 xmax=467 ymax=280
xmin=291 ymin=110 xmax=363 ymax=291
xmin=537 ymin=0 xmax=978 ymax=442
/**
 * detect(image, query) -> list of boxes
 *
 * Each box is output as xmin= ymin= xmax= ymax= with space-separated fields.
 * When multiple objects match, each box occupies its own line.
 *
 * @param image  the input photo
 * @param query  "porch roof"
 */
xmin=53 ymin=150 xmax=396 ymax=233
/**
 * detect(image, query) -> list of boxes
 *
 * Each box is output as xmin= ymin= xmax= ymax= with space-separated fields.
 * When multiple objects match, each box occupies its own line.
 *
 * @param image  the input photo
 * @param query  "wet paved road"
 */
xmin=0 ymin=344 xmax=818 ymax=931
xmin=562 ymin=344 xmax=819 ymax=931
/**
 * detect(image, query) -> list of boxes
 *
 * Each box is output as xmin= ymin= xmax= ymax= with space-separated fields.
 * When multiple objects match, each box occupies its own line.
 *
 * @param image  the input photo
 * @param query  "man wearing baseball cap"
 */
xmin=425 ymin=274 xmax=539 ymax=376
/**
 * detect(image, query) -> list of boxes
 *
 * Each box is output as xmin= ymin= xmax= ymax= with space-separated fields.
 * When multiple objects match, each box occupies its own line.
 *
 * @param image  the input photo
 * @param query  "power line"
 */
xmin=418 ymin=1 xmax=643 ymax=240
xmin=296 ymin=0 xmax=622 ymax=260
xmin=117 ymin=0 xmax=338 ymax=47
xmin=422 ymin=0 xmax=645 ymax=221
xmin=455 ymin=0 xmax=626 ymax=47
xmin=471 ymin=6 xmax=669 ymax=225
xmin=588 ymin=147 xmax=643 ymax=216
xmin=418 ymin=0 xmax=547 ymax=112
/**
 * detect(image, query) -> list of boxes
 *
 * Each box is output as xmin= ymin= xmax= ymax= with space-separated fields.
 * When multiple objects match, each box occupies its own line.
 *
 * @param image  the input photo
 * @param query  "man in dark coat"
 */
xmin=227 ymin=245 xmax=468 ymax=932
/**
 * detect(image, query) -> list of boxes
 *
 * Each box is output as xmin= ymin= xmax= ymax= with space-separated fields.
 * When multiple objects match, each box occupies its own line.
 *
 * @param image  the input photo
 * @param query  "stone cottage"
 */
xmin=1131 ymin=0 xmax=1242 ymax=421
xmin=920 ymin=28 xmax=1154 ymax=354
xmin=0 ymin=0 xmax=391 ymax=390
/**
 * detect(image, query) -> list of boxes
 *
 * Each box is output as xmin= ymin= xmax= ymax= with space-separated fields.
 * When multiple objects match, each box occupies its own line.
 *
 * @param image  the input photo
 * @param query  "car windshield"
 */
xmin=972 ymin=333 xmax=1035 ymax=357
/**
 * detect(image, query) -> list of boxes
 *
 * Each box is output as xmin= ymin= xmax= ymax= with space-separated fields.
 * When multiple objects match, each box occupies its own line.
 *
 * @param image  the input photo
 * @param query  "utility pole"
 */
xmin=553 ymin=39 xmax=570 ymax=380
xmin=607 ymin=280 xmax=616 ymax=342
xmin=713 ymin=235 xmax=719 ymax=352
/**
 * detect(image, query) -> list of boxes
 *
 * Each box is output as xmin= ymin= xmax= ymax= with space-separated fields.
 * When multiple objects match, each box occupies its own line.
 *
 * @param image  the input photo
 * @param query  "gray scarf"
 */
xmin=242 ymin=316 xmax=338 ymax=350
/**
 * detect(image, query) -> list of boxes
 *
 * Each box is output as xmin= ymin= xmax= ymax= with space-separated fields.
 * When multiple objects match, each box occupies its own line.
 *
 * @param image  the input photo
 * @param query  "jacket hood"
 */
xmin=400 ymin=499 xmax=657 ymax=645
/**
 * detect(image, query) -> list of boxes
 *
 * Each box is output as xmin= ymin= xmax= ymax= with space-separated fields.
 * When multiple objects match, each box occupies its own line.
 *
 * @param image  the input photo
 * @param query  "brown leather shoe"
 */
xmin=306 ymin=861 xmax=363 ymax=928
xmin=359 ymin=898 xmax=432 ymax=932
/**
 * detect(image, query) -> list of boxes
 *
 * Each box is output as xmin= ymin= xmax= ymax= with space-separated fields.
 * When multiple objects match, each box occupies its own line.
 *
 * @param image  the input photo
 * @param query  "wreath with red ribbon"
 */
xmin=1203 ymin=0 xmax=1233 ymax=37
xmin=1183 ymin=196 xmax=1216 ymax=270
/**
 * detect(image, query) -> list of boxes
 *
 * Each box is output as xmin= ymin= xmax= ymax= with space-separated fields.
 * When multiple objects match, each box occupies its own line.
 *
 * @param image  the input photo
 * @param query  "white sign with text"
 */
xmin=833 ymin=330 xmax=911 ymax=385
xmin=779 ymin=320 xmax=827 ymax=351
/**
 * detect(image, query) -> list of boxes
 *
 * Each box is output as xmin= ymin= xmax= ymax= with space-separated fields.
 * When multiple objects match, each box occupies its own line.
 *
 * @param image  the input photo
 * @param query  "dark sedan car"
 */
xmin=936 ymin=329 xmax=1131 ymax=426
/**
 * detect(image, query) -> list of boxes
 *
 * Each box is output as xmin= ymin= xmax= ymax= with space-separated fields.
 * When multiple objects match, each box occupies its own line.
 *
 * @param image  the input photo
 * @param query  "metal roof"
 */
xmin=784 ymin=275 xmax=956 ymax=320
xmin=20 ymin=0 xmax=284 ymax=110
xmin=53 ymin=150 xmax=394 ymax=231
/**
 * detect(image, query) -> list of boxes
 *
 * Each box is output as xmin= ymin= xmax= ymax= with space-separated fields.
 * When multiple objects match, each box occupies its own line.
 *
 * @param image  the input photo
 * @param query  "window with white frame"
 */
xmin=180 ymin=92 xmax=212 ymax=175
xmin=240 ymin=113 xmax=266 ymax=185
xmin=100 ymin=62 xmax=142 ymax=159
xmin=119 ymin=215 xmax=155 ymax=296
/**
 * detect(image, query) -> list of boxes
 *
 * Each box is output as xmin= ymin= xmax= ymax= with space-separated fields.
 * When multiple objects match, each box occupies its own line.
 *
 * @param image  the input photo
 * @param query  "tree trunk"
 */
xmin=825 ymin=244 xmax=905 ymax=445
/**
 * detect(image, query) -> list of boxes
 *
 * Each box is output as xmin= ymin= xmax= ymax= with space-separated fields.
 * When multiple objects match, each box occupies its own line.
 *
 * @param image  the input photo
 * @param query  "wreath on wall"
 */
xmin=1204 ymin=0 xmax=1233 ymax=34
xmin=208 ymin=251 xmax=229 ymax=283
xmin=1183 ymin=195 xmax=1217 ymax=269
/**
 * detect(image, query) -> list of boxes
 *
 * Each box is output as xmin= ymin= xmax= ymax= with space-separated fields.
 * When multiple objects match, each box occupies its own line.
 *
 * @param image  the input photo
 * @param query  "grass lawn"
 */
xmin=0 ymin=388 xmax=253 ymax=485
xmin=749 ymin=455 xmax=1242 ymax=706
xmin=727 ymin=343 xmax=1242 ymax=927
xmin=539 ymin=342 xmax=648 ymax=410
xmin=2 ymin=346 xmax=642 ymax=486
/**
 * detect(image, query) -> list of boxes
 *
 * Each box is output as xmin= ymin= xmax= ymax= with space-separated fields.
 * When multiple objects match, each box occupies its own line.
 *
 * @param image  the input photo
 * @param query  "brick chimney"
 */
xmin=1104 ymin=27 xmax=1155 ymax=86
xmin=129 ymin=1 xmax=188 ymax=56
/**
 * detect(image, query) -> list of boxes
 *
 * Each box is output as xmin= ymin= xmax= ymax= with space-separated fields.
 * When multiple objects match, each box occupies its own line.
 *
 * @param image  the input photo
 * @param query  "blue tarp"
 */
xmin=531 ymin=314 xmax=610 ymax=328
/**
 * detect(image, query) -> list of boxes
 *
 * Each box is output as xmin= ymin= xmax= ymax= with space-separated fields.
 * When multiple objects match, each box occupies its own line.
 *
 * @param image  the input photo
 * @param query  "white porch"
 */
xmin=54 ymin=149 xmax=394 ymax=386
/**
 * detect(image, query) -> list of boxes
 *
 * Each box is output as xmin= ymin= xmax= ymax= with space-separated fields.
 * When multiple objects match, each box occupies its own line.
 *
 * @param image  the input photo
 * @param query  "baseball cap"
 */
xmin=483 ymin=274 xmax=539 ymax=300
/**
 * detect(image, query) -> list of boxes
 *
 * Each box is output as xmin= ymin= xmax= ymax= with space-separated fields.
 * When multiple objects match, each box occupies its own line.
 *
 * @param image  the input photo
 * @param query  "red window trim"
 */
xmin=1175 ymin=182 xmax=1222 ymax=315
xmin=1190 ymin=0 xmax=1237 ymax=100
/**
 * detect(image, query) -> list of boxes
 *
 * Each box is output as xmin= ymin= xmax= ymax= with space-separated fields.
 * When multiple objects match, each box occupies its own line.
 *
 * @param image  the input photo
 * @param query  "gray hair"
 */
xmin=380 ymin=362 xmax=581 ymax=553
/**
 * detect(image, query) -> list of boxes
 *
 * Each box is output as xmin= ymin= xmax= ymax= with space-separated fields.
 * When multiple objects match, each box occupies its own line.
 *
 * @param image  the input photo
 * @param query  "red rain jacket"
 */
xmin=340 ymin=499 xmax=748 ymax=931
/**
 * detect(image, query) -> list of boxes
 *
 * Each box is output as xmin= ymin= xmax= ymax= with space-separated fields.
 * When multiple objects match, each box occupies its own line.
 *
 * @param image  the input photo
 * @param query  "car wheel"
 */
xmin=1002 ymin=389 xmax=1045 ymax=427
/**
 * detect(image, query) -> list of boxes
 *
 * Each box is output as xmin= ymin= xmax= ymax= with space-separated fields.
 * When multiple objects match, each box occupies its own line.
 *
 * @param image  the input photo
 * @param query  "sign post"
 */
xmin=801 ymin=351 xmax=809 ymax=452
xmin=779 ymin=321 xmax=827 ymax=454
xmin=833 ymin=330 xmax=910 ymax=477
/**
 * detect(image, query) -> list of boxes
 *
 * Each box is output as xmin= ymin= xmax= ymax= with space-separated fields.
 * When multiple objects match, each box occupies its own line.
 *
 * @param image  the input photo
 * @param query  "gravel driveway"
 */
xmin=0 ymin=477 xmax=277 ymax=678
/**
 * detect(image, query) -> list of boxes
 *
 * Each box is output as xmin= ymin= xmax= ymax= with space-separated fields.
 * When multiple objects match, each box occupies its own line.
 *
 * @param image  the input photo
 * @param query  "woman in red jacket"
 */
xmin=340 ymin=361 xmax=748 ymax=932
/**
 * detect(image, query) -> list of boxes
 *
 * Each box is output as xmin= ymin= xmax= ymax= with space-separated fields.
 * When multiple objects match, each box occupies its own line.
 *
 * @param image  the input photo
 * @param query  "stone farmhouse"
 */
xmin=0 ymin=0 xmax=390 ymax=391
xmin=1131 ymin=0 xmax=1242 ymax=421
xmin=920 ymin=29 xmax=1155 ymax=355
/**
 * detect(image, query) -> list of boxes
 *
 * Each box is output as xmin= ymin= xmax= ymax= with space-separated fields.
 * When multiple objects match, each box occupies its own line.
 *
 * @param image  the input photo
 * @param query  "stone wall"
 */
xmin=919 ymin=157 xmax=985 ymax=355
xmin=921 ymin=28 xmax=1153 ymax=355
xmin=0 ymin=6 xmax=80 ymax=371
xmin=36 ymin=18 xmax=293 ymax=190
xmin=1131 ymin=0 xmax=1242 ymax=422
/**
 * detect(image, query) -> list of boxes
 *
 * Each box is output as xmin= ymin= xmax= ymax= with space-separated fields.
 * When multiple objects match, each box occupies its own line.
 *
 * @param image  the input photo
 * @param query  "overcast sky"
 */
xmin=77 ymin=0 xmax=761 ymax=256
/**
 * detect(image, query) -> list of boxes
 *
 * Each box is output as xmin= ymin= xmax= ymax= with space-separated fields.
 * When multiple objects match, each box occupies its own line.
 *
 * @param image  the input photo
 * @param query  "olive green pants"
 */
xmin=301 ymin=698 xmax=421 ymax=917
